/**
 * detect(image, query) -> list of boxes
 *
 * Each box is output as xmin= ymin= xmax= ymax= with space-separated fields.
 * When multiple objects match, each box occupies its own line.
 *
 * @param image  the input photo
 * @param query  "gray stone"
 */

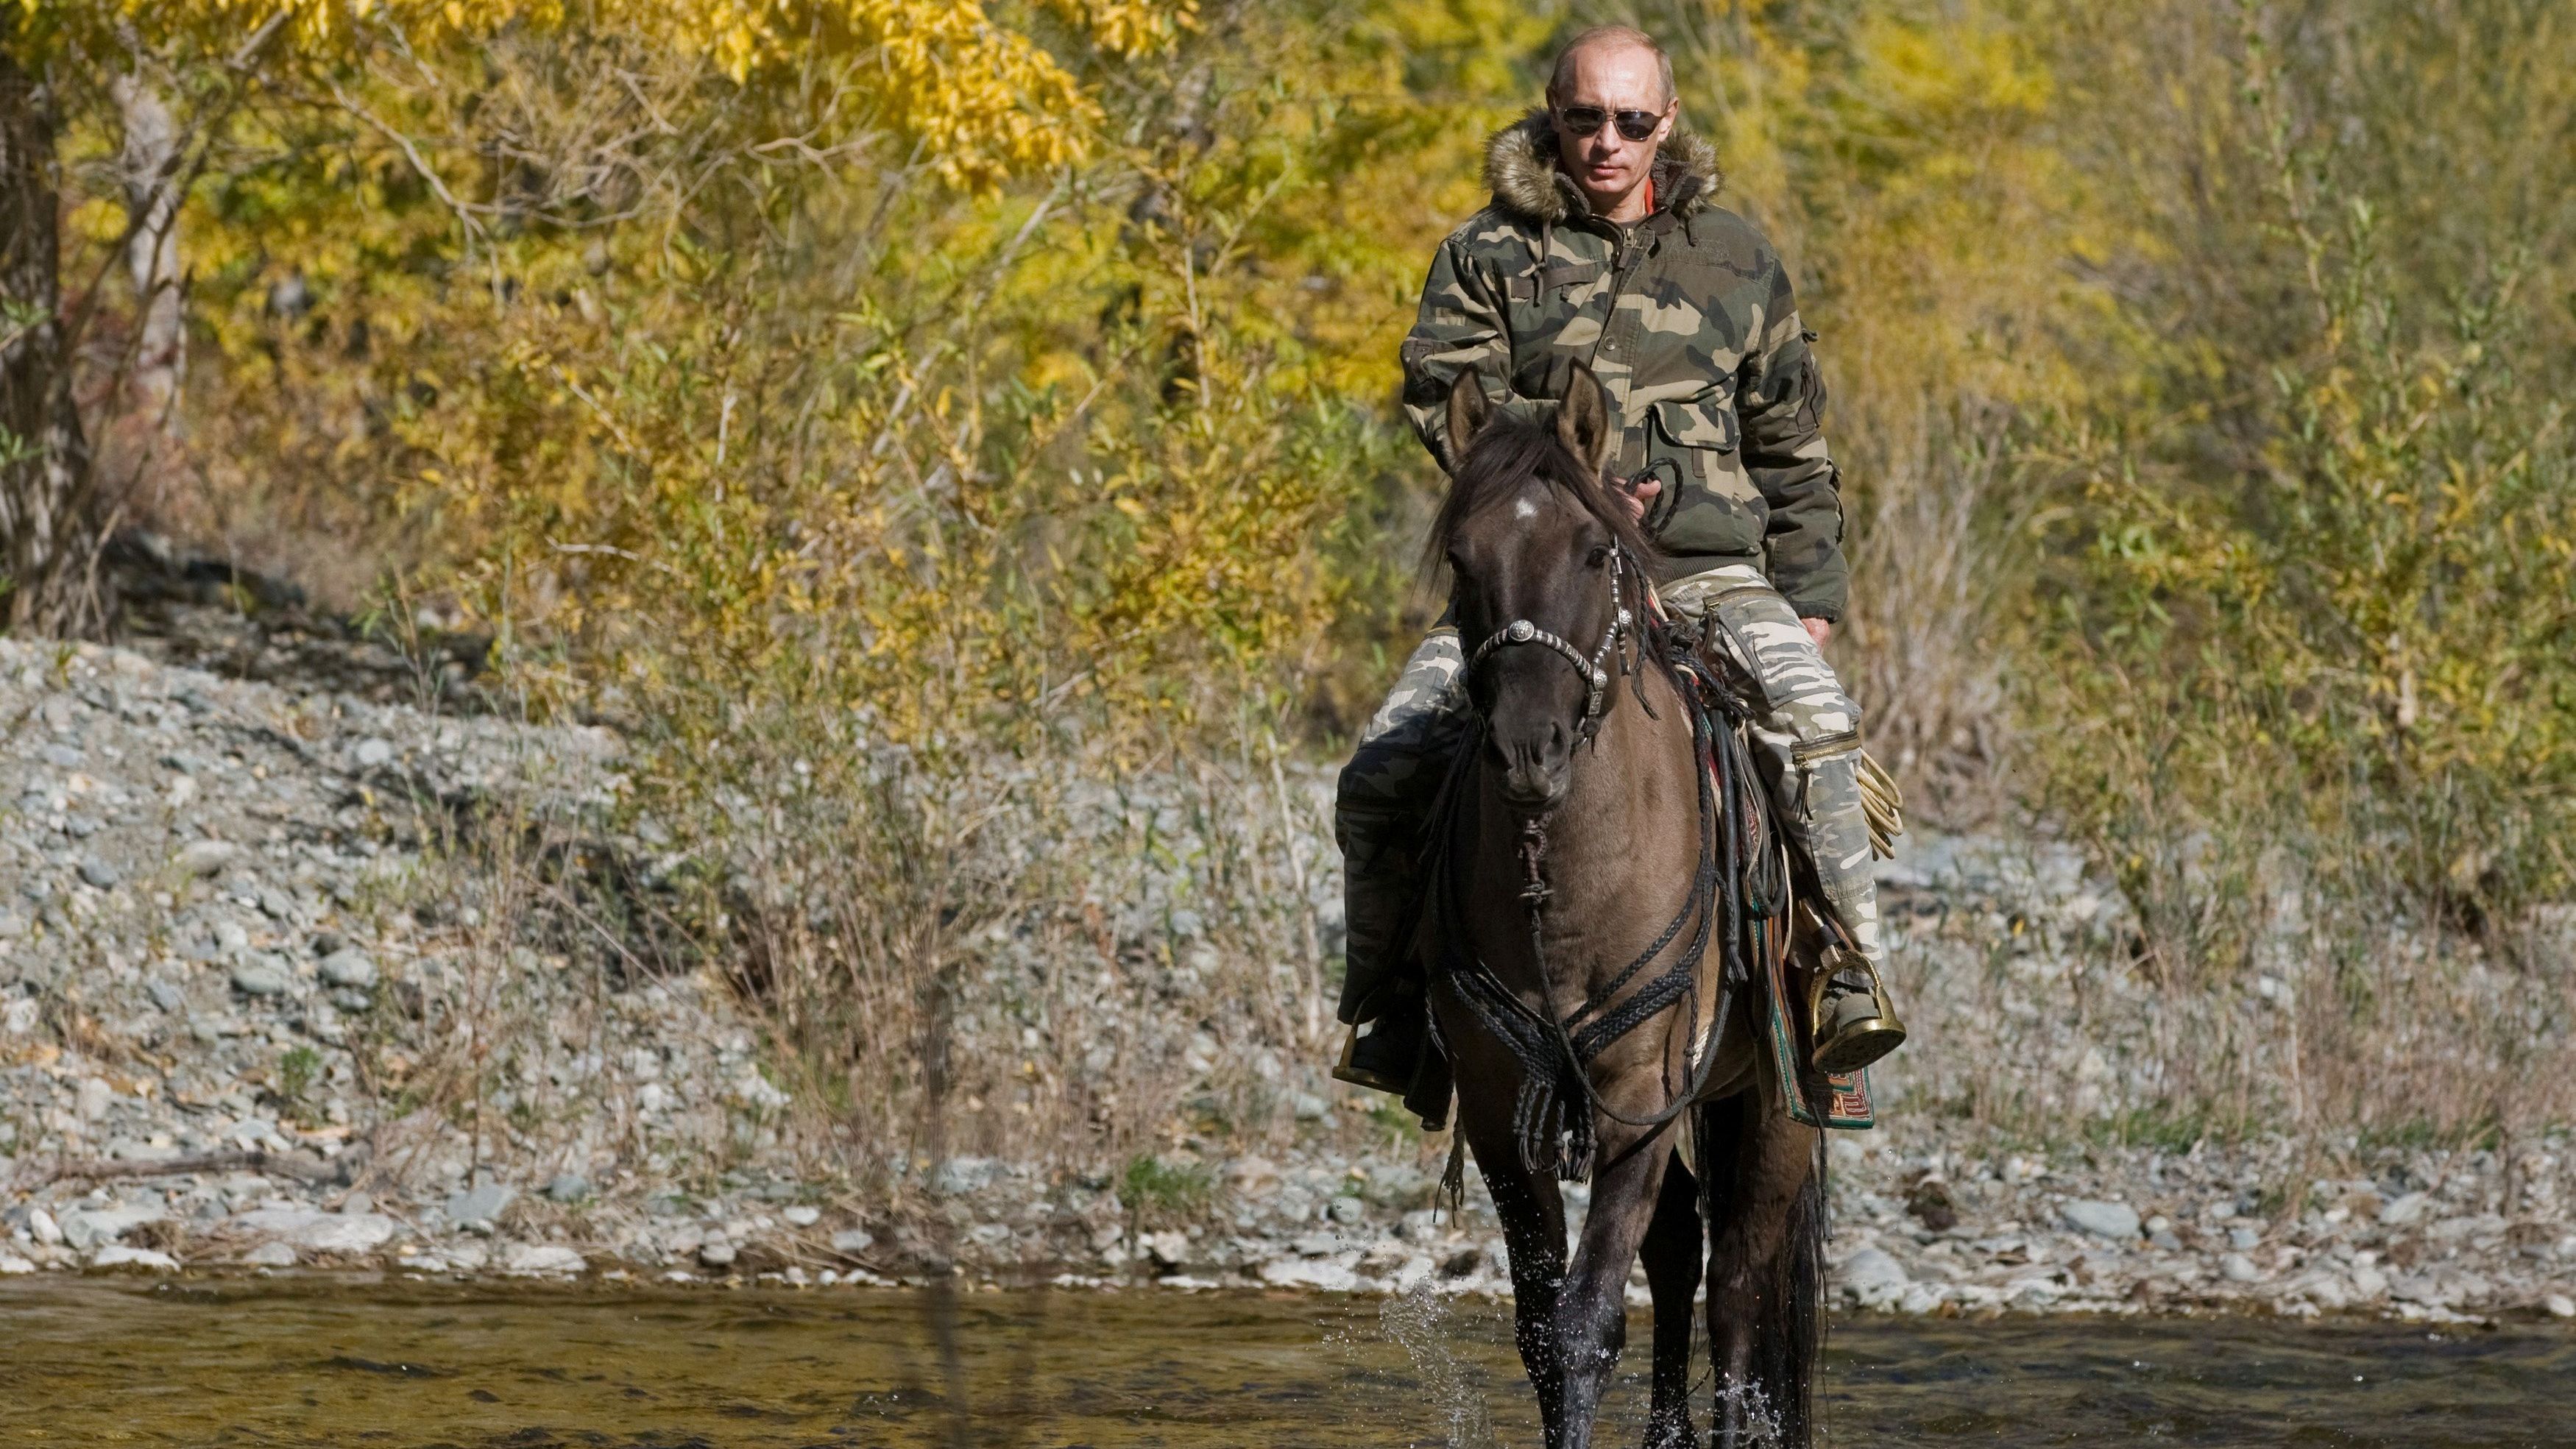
xmin=77 ymin=857 xmax=121 ymax=890
xmin=829 ymin=1229 xmax=875 ymax=1255
xmin=2060 ymin=1200 xmax=2142 ymax=1240
xmin=146 ymin=979 xmax=185 ymax=1013
xmin=1840 ymin=1246 xmax=1911 ymax=1307
xmin=89 ymin=1244 xmax=180 ymax=1272
xmin=2379 ymin=1191 xmax=2432 ymax=1227
xmin=1362 ymin=1164 xmax=1430 ymax=1209
xmin=60 ymin=1205 xmax=166 ymax=1250
xmin=504 ymin=1243 xmax=587 ymax=1276
xmin=781 ymin=1205 xmax=819 ymax=1227
xmin=177 ymin=840 xmax=238 ymax=876
xmin=930 ymin=1156 xmax=1002 ymax=1196
xmin=2228 ymin=1225 xmax=2262 ymax=1252
xmin=243 ymin=1241 xmax=299 ymax=1267
xmin=316 ymin=950 xmax=378 ymax=989
xmin=233 ymin=1208 xmax=400 ymax=1254
xmin=1326 ymin=1195 xmax=1366 ymax=1225
xmin=230 ymin=959 xmax=289 ymax=997
xmin=1258 ymin=1256 xmax=1358 ymax=1292
xmin=2546 ymin=1293 xmax=2575 ymax=1319
xmin=698 ymin=1241 xmax=737 ymax=1267
xmin=1290 ymin=1092 xmax=1331 ymax=1122
xmin=445 ymin=1181 xmax=517 ymax=1229
xmin=354 ymin=738 xmax=394 ymax=768
xmin=1142 ymin=1231 xmax=1192 ymax=1270
xmin=545 ymin=1173 xmax=591 ymax=1202
xmin=2220 ymin=1252 xmax=2264 ymax=1283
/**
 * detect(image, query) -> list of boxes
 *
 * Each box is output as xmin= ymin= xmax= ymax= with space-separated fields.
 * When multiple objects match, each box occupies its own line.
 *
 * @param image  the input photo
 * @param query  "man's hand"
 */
xmin=1802 ymin=617 xmax=1833 ymax=647
xmin=1613 ymin=472 xmax=1661 ymax=525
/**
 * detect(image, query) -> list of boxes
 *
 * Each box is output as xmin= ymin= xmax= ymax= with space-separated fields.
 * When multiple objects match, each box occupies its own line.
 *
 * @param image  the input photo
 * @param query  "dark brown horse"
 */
xmin=1423 ymin=364 xmax=1826 ymax=1449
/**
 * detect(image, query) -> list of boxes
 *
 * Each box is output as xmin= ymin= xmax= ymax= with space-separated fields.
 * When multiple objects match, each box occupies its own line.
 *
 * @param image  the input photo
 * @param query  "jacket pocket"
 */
xmin=1647 ymin=395 xmax=1761 ymax=559
xmin=1651 ymin=397 xmax=1740 ymax=471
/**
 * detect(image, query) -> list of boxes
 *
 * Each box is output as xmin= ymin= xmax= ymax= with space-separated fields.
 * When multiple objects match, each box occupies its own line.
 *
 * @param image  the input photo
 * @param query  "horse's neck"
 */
xmin=1462 ymin=663 xmax=1705 ymax=999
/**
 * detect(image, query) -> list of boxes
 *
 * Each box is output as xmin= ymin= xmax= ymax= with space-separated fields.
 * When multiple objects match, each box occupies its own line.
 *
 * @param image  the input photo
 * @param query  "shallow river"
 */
xmin=1 ymin=1278 xmax=2567 ymax=1446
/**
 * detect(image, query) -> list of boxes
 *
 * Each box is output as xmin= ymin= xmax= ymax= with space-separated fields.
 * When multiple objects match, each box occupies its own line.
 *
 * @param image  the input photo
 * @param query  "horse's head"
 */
xmin=1433 ymin=363 xmax=1658 ymax=815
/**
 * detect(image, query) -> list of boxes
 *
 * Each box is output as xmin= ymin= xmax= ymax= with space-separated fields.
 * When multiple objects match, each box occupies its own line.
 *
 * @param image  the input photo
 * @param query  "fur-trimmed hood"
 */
xmin=1482 ymin=108 xmax=1722 ymax=224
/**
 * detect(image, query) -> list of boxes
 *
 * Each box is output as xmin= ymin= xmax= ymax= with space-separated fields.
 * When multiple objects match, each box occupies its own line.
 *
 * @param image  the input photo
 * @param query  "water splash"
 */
xmin=1379 ymin=1286 xmax=1500 ymax=1448
xmin=1710 ymin=1380 xmax=1785 ymax=1448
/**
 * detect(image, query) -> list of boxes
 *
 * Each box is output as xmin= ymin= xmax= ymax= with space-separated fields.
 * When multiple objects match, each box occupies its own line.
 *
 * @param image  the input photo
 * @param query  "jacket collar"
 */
xmin=1483 ymin=108 xmax=1722 ymax=226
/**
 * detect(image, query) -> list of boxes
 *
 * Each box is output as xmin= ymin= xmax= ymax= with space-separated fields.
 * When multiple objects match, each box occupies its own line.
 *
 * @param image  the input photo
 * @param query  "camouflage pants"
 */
xmin=1334 ymin=567 xmax=1882 ymax=1024
xmin=1659 ymin=564 xmax=1883 ymax=968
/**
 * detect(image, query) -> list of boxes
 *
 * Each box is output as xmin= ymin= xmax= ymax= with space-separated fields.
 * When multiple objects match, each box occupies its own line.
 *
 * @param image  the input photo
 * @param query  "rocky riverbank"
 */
xmin=5 ymin=626 xmax=2575 ymax=1323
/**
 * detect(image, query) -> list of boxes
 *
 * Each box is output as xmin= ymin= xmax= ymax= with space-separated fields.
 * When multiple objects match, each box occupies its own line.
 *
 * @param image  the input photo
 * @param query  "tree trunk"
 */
xmin=112 ymin=68 xmax=185 ymax=434
xmin=0 ymin=46 xmax=104 ymax=634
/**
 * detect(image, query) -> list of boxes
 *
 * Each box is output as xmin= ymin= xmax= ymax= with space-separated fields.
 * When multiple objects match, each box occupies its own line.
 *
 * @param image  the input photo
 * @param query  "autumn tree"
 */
xmin=0 ymin=0 xmax=1162 ymax=634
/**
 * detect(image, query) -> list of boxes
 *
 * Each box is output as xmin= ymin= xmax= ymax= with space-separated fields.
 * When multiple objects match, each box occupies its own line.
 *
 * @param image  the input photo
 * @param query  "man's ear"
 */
xmin=1557 ymin=363 xmax=1614 ymax=477
xmin=1446 ymin=369 xmax=1493 ymax=461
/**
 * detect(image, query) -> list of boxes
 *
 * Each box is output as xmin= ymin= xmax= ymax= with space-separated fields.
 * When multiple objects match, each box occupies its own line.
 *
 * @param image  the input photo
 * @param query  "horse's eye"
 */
xmin=1586 ymin=544 xmax=1613 ymax=569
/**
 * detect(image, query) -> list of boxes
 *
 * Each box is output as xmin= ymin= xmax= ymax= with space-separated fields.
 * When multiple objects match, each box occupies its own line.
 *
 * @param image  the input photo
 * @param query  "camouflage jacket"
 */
xmin=1400 ymin=113 xmax=1848 ymax=620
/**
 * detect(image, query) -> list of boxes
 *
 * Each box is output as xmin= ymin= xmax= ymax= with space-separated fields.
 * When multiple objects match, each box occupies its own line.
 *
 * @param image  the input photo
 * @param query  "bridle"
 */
xmin=1464 ymin=541 xmax=1636 ymax=740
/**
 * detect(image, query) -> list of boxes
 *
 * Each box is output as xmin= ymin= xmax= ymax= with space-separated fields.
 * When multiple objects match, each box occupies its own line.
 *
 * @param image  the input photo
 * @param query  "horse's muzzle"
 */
xmin=1492 ymin=720 xmax=1572 ymax=814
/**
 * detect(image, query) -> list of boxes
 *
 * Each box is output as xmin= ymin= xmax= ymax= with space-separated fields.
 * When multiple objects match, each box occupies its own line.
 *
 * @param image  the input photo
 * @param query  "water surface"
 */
xmin=1 ymin=1278 xmax=2566 ymax=1446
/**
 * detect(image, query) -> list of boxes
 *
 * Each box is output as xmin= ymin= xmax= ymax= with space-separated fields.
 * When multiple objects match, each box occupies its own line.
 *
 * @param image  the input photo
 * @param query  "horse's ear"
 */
xmin=1446 ymin=369 xmax=1493 ymax=462
xmin=1557 ymin=364 xmax=1615 ymax=478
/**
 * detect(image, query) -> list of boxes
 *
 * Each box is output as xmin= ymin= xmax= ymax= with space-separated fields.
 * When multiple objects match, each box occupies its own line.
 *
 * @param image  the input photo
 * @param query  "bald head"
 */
xmin=1549 ymin=26 xmax=1674 ymax=109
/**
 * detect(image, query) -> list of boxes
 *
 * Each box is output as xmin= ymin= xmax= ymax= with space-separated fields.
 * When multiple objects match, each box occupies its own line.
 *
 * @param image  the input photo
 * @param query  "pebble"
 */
xmin=77 ymin=857 xmax=121 ymax=890
xmin=229 ymin=960 xmax=289 ymax=998
xmin=1840 ymin=1247 xmax=1910 ymax=1308
xmin=829 ymin=1229 xmax=875 ymax=1255
xmin=89 ymin=1244 xmax=180 ymax=1272
xmin=446 ymin=1183 xmax=517 ymax=1230
xmin=2221 ymin=1253 xmax=2265 ymax=1283
xmin=698 ymin=1241 xmax=738 ymax=1267
xmin=317 ymin=949 xmax=378 ymax=989
xmin=231 ymin=1208 xmax=400 ymax=1254
xmin=354 ymin=738 xmax=394 ymax=768
xmin=2060 ymin=1200 xmax=2141 ymax=1240
xmin=2547 ymin=1294 xmax=2576 ymax=1319
xmin=503 ymin=1244 xmax=587 ymax=1276
xmin=243 ymin=1241 xmax=299 ymax=1268
xmin=782 ymin=1205 xmax=819 ymax=1227
xmin=545 ymin=1174 xmax=592 ymax=1202
xmin=176 ymin=839 xmax=239 ymax=876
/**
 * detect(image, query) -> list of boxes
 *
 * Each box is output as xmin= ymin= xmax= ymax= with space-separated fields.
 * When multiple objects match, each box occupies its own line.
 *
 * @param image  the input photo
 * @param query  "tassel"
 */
xmin=1440 ymin=1132 xmax=1468 ymax=1220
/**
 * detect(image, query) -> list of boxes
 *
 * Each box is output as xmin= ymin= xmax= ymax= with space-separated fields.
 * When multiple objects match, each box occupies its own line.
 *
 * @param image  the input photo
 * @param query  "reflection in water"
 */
xmin=0 ymin=1278 xmax=2568 ymax=1447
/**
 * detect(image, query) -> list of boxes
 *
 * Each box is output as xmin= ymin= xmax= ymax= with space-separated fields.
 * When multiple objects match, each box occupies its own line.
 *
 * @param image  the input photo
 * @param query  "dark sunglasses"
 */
xmin=1554 ymin=105 xmax=1662 ymax=142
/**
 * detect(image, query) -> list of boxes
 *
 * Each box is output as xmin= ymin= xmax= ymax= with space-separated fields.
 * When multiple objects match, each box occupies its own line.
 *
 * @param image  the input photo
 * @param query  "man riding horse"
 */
xmin=1335 ymin=25 xmax=1903 ymax=1115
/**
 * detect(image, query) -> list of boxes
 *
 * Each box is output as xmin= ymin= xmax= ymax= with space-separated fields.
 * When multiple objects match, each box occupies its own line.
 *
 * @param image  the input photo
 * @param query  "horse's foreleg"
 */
xmin=1702 ymin=1095 xmax=1826 ymax=1449
xmin=1640 ymin=1150 xmax=1702 ymax=1449
xmin=1467 ymin=1130 xmax=1570 ymax=1445
xmin=1550 ymin=1135 xmax=1672 ymax=1449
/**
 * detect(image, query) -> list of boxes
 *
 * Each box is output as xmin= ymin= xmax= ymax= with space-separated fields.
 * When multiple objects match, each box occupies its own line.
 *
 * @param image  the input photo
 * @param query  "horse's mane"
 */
xmin=1423 ymin=411 xmax=1663 ymax=578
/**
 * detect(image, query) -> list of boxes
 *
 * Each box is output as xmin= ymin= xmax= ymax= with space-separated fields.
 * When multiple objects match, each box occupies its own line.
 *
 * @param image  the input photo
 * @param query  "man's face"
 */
xmin=1550 ymin=43 xmax=1675 ymax=213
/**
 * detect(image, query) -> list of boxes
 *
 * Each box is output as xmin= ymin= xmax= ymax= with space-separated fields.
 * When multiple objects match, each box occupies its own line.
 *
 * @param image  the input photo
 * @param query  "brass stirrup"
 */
xmin=1805 ymin=946 xmax=1908 ymax=1076
xmin=1331 ymin=1024 xmax=1413 ymax=1096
